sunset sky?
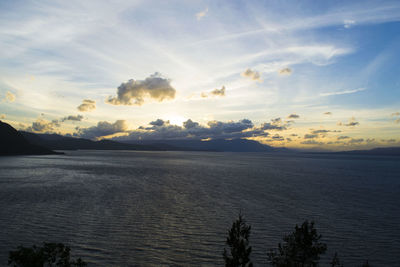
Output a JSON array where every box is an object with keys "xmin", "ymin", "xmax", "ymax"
[{"xmin": 1, "ymin": 0, "xmax": 399, "ymax": 150}]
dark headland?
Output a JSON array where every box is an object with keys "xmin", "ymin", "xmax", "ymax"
[{"xmin": 0, "ymin": 120, "xmax": 61, "ymax": 156}]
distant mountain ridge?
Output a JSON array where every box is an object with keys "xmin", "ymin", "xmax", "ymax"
[
  {"xmin": 19, "ymin": 131, "xmax": 283, "ymax": 152},
  {"xmin": 20, "ymin": 132, "xmax": 164, "ymax": 151},
  {"xmin": 333, "ymin": 146, "xmax": 400, "ymax": 156},
  {"xmin": 0, "ymin": 121, "xmax": 59, "ymax": 156},
  {"xmin": 122, "ymin": 139, "xmax": 283, "ymax": 152}
]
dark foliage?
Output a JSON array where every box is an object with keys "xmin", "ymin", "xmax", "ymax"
[
  {"xmin": 330, "ymin": 252, "xmax": 343, "ymax": 267},
  {"xmin": 223, "ymin": 213, "xmax": 253, "ymax": 267},
  {"xmin": 267, "ymin": 220, "xmax": 327, "ymax": 267},
  {"xmin": 8, "ymin": 243, "xmax": 86, "ymax": 267}
]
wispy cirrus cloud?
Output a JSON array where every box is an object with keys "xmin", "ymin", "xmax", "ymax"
[
  {"xmin": 343, "ymin": 19, "xmax": 355, "ymax": 28},
  {"xmin": 320, "ymin": 88, "xmax": 366, "ymax": 97},
  {"xmin": 192, "ymin": 3, "xmax": 400, "ymax": 46}
]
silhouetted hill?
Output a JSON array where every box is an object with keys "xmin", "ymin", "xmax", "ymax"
[
  {"xmin": 0, "ymin": 121, "xmax": 59, "ymax": 156},
  {"xmin": 334, "ymin": 147, "xmax": 400, "ymax": 156},
  {"xmin": 20, "ymin": 132, "xmax": 168, "ymax": 151},
  {"xmin": 123, "ymin": 139, "xmax": 286, "ymax": 152}
]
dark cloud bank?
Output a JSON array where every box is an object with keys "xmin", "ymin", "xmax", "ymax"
[{"xmin": 75, "ymin": 118, "xmax": 274, "ymax": 141}]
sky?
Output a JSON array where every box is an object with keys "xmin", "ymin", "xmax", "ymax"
[{"xmin": 0, "ymin": 0, "xmax": 399, "ymax": 151}]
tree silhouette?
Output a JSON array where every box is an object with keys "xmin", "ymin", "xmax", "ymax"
[
  {"xmin": 267, "ymin": 220, "xmax": 327, "ymax": 267},
  {"xmin": 361, "ymin": 260, "xmax": 371, "ymax": 267},
  {"xmin": 8, "ymin": 243, "xmax": 86, "ymax": 267},
  {"xmin": 330, "ymin": 252, "xmax": 343, "ymax": 267},
  {"xmin": 223, "ymin": 213, "xmax": 253, "ymax": 267}
]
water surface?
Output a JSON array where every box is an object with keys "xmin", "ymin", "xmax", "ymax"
[{"xmin": 0, "ymin": 150, "xmax": 399, "ymax": 266}]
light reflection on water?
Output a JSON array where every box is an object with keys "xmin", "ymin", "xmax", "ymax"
[{"xmin": 0, "ymin": 150, "xmax": 399, "ymax": 266}]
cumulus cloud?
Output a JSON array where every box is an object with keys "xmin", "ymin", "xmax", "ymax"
[
  {"xmin": 75, "ymin": 120, "xmax": 129, "ymax": 139},
  {"xmin": 309, "ymin": 129, "xmax": 341, "ymax": 138},
  {"xmin": 311, "ymin": 129, "xmax": 340, "ymax": 134},
  {"xmin": 382, "ymin": 138, "xmax": 397, "ymax": 143},
  {"xmin": 61, "ymin": 115, "xmax": 83, "ymax": 122},
  {"xmin": 326, "ymin": 141, "xmax": 343, "ymax": 145},
  {"xmin": 149, "ymin": 119, "xmax": 166, "ymax": 126},
  {"xmin": 183, "ymin": 119, "xmax": 199, "ymax": 129},
  {"xmin": 270, "ymin": 134, "xmax": 284, "ymax": 141},
  {"xmin": 338, "ymin": 117, "xmax": 359, "ymax": 127},
  {"xmin": 261, "ymin": 123, "xmax": 284, "ymax": 130},
  {"xmin": 201, "ymin": 86, "xmax": 226, "ymax": 98},
  {"xmin": 301, "ymin": 140, "xmax": 324, "ymax": 145},
  {"xmin": 241, "ymin": 69, "xmax": 262, "ymax": 81},
  {"xmin": 304, "ymin": 134, "xmax": 318, "ymax": 139},
  {"xmin": 395, "ymin": 119, "xmax": 400, "ymax": 124},
  {"xmin": 278, "ymin": 67, "xmax": 292, "ymax": 75},
  {"xmin": 287, "ymin": 114, "xmax": 300, "ymax": 119},
  {"xmin": 4, "ymin": 91, "xmax": 16, "ymax": 102},
  {"xmin": 261, "ymin": 117, "xmax": 289, "ymax": 131},
  {"xmin": 330, "ymin": 137, "xmax": 375, "ymax": 146},
  {"xmin": 24, "ymin": 115, "xmax": 84, "ymax": 133},
  {"xmin": 106, "ymin": 73, "xmax": 176, "ymax": 106},
  {"xmin": 25, "ymin": 119, "xmax": 60, "ymax": 133},
  {"xmin": 77, "ymin": 99, "xmax": 96, "ymax": 112},
  {"xmin": 348, "ymin": 138, "xmax": 364, "ymax": 144},
  {"xmin": 366, "ymin": 138, "xmax": 375, "ymax": 143},
  {"xmin": 207, "ymin": 119, "xmax": 253, "ymax": 133},
  {"xmin": 345, "ymin": 121, "xmax": 359, "ymax": 126},
  {"xmin": 196, "ymin": 7, "xmax": 208, "ymax": 20},
  {"xmin": 211, "ymin": 86, "xmax": 226, "ymax": 96}
]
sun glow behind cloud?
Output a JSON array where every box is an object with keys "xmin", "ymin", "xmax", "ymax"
[{"xmin": 167, "ymin": 115, "xmax": 187, "ymax": 127}]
